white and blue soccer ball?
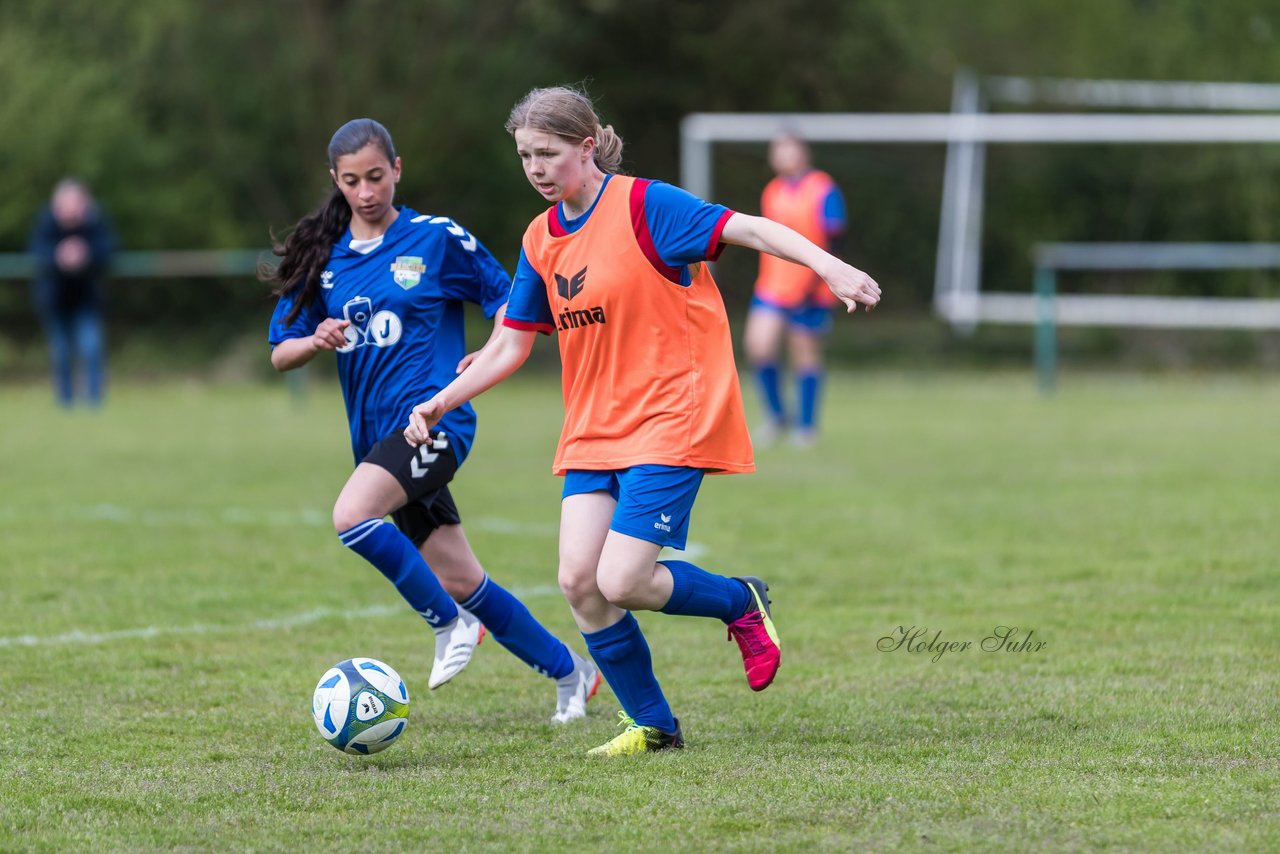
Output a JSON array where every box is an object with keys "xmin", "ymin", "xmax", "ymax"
[{"xmin": 311, "ymin": 657, "xmax": 410, "ymax": 755}]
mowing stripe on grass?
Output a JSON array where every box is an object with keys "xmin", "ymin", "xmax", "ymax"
[
  {"xmin": 0, "ymin": 503, "xmax": 564, "ymax": 534},
  {"xmin": 1, "ymin": 504, "xmax": 709, "ymax": 558},
  {"xmin": 2, "ymin": 505, "xmax": 714, "ymax": 556},
  {"xmin": 0, "ymin": 586, "xmax": 562, "ymax": 649}
]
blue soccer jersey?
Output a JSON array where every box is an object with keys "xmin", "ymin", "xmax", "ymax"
[{"xmin": 269, "ymin": 206, "xmax": 510, "ymax": 464}]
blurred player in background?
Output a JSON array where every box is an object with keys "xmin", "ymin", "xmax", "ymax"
[
  {"xmin": 405, "ymin": 87, "xmax": 879, "ymax": 756},
  {"xmin": 746, "ymin": 132, "xmax": 847, "ymax": 447},
  {"xmin": 29, "ymin": 178, "xmax": 116, "ymax": 408},
  {"xmin": 263, "ymin": 118, "xmax": 599, "ymax": 723}
]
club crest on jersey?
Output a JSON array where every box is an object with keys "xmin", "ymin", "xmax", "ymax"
[{"xmin": 390, "ymin": 256, "xmax": 426, "ymax": 289}]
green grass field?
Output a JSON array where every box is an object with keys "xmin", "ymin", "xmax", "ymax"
[{"xmin": 1, "ymin": 371, "xmax": 1277, "ymax": 851}]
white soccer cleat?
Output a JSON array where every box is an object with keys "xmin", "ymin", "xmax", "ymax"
[
  {"xmin": 428, "ymin": 607, "xmax": 482, "ymax": 689},
  {"xmin": 751, "ymin": 420, "xmax": 785, "ymax": 449},
  {"xmin": 552, "ymin": 649, "xmax": 602, "ymax": 724}
]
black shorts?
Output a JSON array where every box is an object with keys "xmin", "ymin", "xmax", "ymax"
[{"xmin": 362, "ymin": 430, "xmax": 462, "ymax": 547}]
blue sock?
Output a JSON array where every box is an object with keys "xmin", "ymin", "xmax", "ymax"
[
  {"xmin": 338, "ymin": 519, "xmax": 458, "ymax": 627},
  {"xmin": 461, "ymin": 575, "xmax": 573, "ymax": 679},
  {"xmin": 755, "ymin": 363, "xmax": 787, "ymax": 425},
  {"xmin": 582, "ymin": 612, "xmax": 675, "ymax": 732},
  {"xmin": 798, "ymin": 370, "xmax": 823, "ymax": 432},
  {"xmin": 659, "ymin": 560, "xmax": 751, "ymax": 623}
]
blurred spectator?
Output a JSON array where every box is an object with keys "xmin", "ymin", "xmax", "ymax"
[
  {"xmin": 746, "ymin": 133, "xmax": 847, "ymax": 447},
  {"xmin": 29, "ymin": 178, "xmax": 115, "ymax": 407}
]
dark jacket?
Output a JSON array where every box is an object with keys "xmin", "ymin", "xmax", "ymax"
[{"xmin": 29, "ymin": 204, "xmax": 116, "ymax": 316}]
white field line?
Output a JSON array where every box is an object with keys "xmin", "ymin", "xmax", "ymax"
[
  {"xmin": 0, "ymin": 586, "xmax": 562, "ymax": 649},
  {"xmin": 0, "ymin": 504, "xmax": 710, "ymax": 649},
  {"xmin": 660, "ymin": 543, "xmax": 709, "ymax": 561}
]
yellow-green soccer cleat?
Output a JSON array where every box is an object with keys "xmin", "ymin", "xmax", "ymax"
[{"xmin": 586, "ymin": 711, "xmax": 684, "ymax": 757}]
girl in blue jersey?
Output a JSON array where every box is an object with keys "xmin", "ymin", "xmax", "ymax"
[{"xmin": 264, "ymin": 118, "xmax": 599, "ymax": 722}]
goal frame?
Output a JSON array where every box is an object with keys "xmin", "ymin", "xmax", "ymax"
[{"xmin": 679, "ymin": 86, "xmax": 1280, "ymax": 334}]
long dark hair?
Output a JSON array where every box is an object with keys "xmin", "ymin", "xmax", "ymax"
[{"xmin": 263, "ymin": 119, "xmax": 398, "ymax": 325}]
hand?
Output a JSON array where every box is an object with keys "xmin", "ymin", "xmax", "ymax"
[
  {"xmin": 823, "ymin": 262, "xmax": 882, "ymax": 313},
  {"xmin": 311, "ymin": 318, "xmax": 351, "ymax": 351},
  {"xmin": 54, "ymin": 237, "xmax": 90, "ymax": 273},
  {"xmin": 455, "ymin": 349, "xmax": 482, "ymax": 374},
  {"xmin": 405, "ymin": 397, "xmax": 446, "ymax": 447}
]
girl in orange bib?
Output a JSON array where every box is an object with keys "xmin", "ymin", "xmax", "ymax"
[
  {"xmin": 747, "ymin": 132, "xmax": 849, "ymax": 447},
  {"xmin": 406, "ymin": 86, "xmax": 880, "ymax": 756}
]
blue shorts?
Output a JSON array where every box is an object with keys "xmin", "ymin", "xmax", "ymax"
[
  {"xmin": 751, "ymin": 295, "xmax": 834, "ymax": 335},
  {"xmin": 562, "ymin": 465, "xmax": 704, "ymax": 550}
]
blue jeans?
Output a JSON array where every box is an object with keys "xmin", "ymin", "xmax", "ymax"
[{"xmin": 41, "ymin": 306, "xmax": 105, "ymax": 407}]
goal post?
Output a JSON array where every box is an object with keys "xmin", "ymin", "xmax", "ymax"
[{"xmin": 679, "ymin": 107, "xmax": 1280, "ymax": 346}]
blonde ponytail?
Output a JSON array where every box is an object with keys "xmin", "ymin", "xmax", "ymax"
[
  {"xmin": 593, "ymin": 123, "xmax": 624, "ymax": 173},
  {"xmin": 506, "ymin": 86, "xmax": 626, "ymax": 174}
]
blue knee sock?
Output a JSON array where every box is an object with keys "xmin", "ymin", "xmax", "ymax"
[
  {"xmin": 658, "ymin": 559, "xmax": 751, "ymax": 623},
  {"xmin": 582, "ymin": 612, "xmax": 675, "ymax": 732},
  {"xmin": 338, "ymin": 519, "xmax": 458, "ymax": 627},
  {"xmin": 460, "ymin": 575, "xmax": 573, "ymax": 679},
  {"xmin": 754, "ymin": 363, "xmax": 787, "ymax": 425},
  {"xmin": 798, "ymin": 369, "xmax": 823, "ymax": 432}
]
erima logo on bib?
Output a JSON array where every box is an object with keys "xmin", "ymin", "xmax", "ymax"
[
  {"xmin": 556, "ymin": 267, "xmax": 587, "ymax": 300},
  {"xmin": 390, "ymin": 256, "xmax": 426, "ymax": 289},
  {"xmin": 557, "ymin": 306, "xmax": 607, "ymax": 330},
  {"xmin": 553, "ymin": 267, "xmax": 607, "ymax": 331}
]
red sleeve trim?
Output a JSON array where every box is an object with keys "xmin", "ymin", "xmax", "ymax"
[
  {"xmin": 706, "ymin": 209, "xmax": 735, "ymax": 261},
  {"xmin": 503, "ymin": 317, "xmax": 556, "ymax": 335},
  {"xmin": 629, "ymin": 178, "xmax": 683, "ymax": 285}
]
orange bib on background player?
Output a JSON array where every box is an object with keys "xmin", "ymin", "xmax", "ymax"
[
  {"xmin": 520, "ymin": 176, "xmax": 754, "ymax": 476},
  {"xmin": 754, "ymin": 170, "xmax": 839, "ymax": 309}
]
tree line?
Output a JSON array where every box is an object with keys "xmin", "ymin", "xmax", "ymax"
[{"xmin": 2, "ymin": 0, "xmax": 1277, "ymax": 361}]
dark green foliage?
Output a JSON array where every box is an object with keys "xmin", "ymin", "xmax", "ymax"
[{"xmin": 2, "ymin": 0, "xmax": 1279, "ymax": 367}]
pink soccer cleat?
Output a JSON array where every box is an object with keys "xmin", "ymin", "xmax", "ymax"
[{"xmin": 726, "ymin": 576, "xmax": 781, "ymax": 691}]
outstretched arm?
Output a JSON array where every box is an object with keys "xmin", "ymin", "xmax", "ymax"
[
  {"xmin": 720, "ymin": 212, "xmax": 880, "ymax": 313},
  {"xmin": 405, "ymin": 324, "xmax": 536, "ymax": 446}
]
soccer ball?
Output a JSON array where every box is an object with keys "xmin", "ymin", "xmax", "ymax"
[{"xmin": 311, "ymin": 657, "xmax": 410, "ymax": 755}]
